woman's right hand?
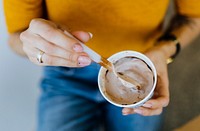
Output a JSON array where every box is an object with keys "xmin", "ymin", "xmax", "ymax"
[{"xmin": 20, "ymin": 18, "xmax": 92, "ymax": 67}]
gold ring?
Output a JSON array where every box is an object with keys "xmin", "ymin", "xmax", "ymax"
[{"xmin": 37, "ymin": 50, "xmax": 45, "ymax": 63}]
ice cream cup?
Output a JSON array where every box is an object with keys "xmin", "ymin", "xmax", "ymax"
[{"xmin": 98, "ymin": 51, "xmax": 157, "ymax": 108}]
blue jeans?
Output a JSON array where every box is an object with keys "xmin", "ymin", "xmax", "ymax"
[{"xmin": 38, "ymin": 63, "xmax": 163, "ymax": 131}]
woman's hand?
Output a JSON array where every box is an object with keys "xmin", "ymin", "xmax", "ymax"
[
  {"xmin": 122, "ymin": 44, "xmax": 171, "ymax": 116},
  {"xmin": 20, "ymin": 18, "xmax": 92, "ymax": 67}
]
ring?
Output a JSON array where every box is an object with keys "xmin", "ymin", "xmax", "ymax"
[{"xmin": 37, "ymin": 50, "xmax": 45, "ymax": 63}]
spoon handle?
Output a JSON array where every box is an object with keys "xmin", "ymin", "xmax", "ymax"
[{"xmin": 64, "ymin": 31, "xmax": 112, "ymax": 69}]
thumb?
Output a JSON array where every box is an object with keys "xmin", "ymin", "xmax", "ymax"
[{"xmin": 71, "ymin": 31, "xmax": 93, "ymax": 43}]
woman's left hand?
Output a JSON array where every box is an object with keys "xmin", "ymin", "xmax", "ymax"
[{"xmin": 122, "ymin": 44, "xmax": 171, "ymax": 116}]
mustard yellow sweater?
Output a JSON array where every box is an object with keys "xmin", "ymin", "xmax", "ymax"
[{"xmin": 4, "ymin": 0, "xmax": 200, "ymax": 57}]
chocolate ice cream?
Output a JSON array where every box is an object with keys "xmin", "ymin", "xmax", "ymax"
[{"xmin": 104, "ymin": 57, "xmax": 154, "ymax": 105}]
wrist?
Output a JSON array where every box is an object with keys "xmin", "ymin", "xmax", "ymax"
[
  {"xmin": 8, "ymin": 32, "xmax": 27, "ymax": 57},
  {"xmin": 156, "ymin": 34, "xmax": 181, "ymax": 64},
  {"xmin": 157, "ymin": 41, "xmax": 176, "ymax": 59}
]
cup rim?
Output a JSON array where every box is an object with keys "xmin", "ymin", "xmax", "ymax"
[{"xmin": 98, "ymin": 50, "xmax": 157, "ymax": 108}]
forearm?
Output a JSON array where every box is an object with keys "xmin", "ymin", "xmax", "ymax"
[
  {"xmin": 167, "ymin": 15, "xmax": 200, "ymax": 48},
  {"xmin": 157, "ymin": 15, "xmax": 200, "ymax": 59},
  {"xmin": 137, "ymin": 16, "xmax": 200, "ymax": 117},
  {"xmin": 8, "ymin": 32, "xmax": 26, "ymax": 57}
]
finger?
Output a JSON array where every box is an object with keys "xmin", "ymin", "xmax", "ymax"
[
  {"xmin": 56, "ymin": 25, "xmax": 92, "ymax": 46},
  {"xmin": 152, "ymin": 74, "xmax": 170, "ymax": 107},
  {"xmin": 33, "ymin": 55, "xmax": 77, "ymax": 67},
  {"xmin": 143, "ymin": 72, "xmax": 170, "ymax": 109},
  {"xmin": 134, "ymin": 107, "xmax": 163, "ymax": 116},
  {"xmin": 71, "ymin": 31, "xmax": 93, "ymax": 43},
  {"xmin": 156, "ymin": 74, "xmax": 169, "ymax": 99},
  {"xmin": 143, "ymin": 96, "xmax": 169, "ymax": 109},
  {"xmin": 122, "ymin": 108, "xmax": 135, "ymax": 115},
  {"xmin": 24, "ymin": 46, "xmax": 91, "ymax": 67},
  {"xmin": 21, "ymin": 31, "xmax": 88, "ymax": 63},
  {"xmin": 29, "ymin": 19, "xmax": 81, "ymax": 52},
  {"xmin": 22, "ymin": 45, "xmax": 38, "ymax": 58},
  {"xmin": 30, "ymin": 50, "xmax": 78, "ymax": 67}
]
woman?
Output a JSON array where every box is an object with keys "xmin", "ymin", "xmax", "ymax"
[{"xmin": 4, "ymin": 0, "xmax": 200, "ymax": 130}]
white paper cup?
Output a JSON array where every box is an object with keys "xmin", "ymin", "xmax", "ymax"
[{"xmin": 98, "ymin": 51, "xmax": 157, "ymax": 108}]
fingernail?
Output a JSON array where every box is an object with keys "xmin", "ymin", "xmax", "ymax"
[
  {"xmin": 143, "ymin": 103, "xmax": 152, "ymax": 108},
  {"xmin": 78, "ymin": 56, "xmax": 91, "ymax": 66},
  {"xmin": 73, "ymin": 44, "xmax": 83, "ymax": 52},
  {"xmin": 88, "ymin": 32, "xmax": 93, "ymax": 39},
  {"xmin": 134, "ymin": 109, "xmax": 143, "ymax": 114},
  {"xmin": 123, "ymin": 113, "xmax": 129, "ymax": 116},
  {"xmin": 122, "ymin": 110, "xmax": 129, "ymax": 115}
]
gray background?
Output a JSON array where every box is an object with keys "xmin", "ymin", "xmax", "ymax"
[
  {"xmin": 0, "ymin": 1, "xmax": 41, "ymax": 131},
  {"xmin": 0, "ymin": 0, "xmax": 200, "ymax": 131}
]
